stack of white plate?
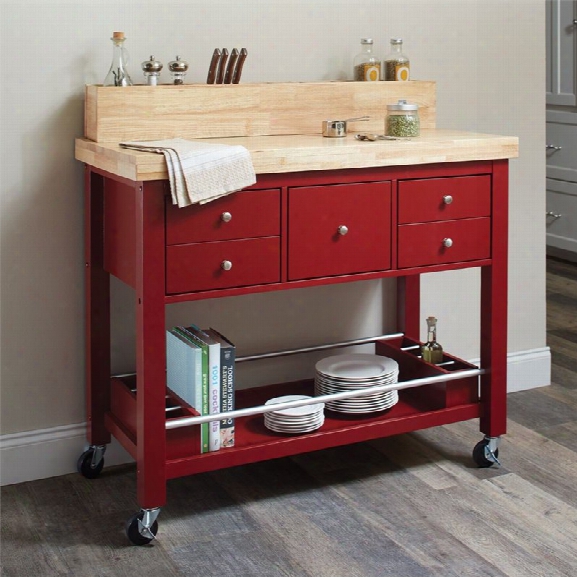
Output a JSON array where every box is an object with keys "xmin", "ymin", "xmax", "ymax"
[
  {"xmin": 263, "ymin": 395, "xmax": 325, "ymax": 434},
  {"xmin": 314, "ymin": 353, "xmax": 399, "ymax": 414}
]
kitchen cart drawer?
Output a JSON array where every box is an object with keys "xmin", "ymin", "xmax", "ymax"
[
  {"xmin": 287, "ymin": 181, "xmax": 392, "ymax": 280},
  {"xmin": 398, "ymin": 176, "xmax": 491, "ymax": 224},
  {"xmin": 166, "ymin": 189, "xmax": 281, "ymax": 245},
  {"xmin": 166, "ymin": 237, "xmax": 280, "ymax": 293},
  {"xmin": 398, "ymin": 217, "xmax": 491, "ymax": 268}
]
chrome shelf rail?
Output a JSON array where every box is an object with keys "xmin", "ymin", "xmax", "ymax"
[{"xmin": 165, "ymin": 367, "xmax": 484, "ymax": 430}]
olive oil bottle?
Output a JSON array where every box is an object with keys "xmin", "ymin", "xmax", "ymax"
[{"xmin": 421, "ymin": 316, "xmax": 443, "ymax": 364}]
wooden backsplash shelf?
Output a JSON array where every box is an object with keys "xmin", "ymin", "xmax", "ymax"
[{"xmin": 84, "ymin": 81, "xmax": 437, "ymax": 142}]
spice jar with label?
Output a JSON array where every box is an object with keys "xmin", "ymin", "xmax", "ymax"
[
  {"xmin": 383, "ymin": 38, "xmax": 410, "ymax": 81},
  {"xmin": 385, "ymin": 99, "xmax": 420, "ymax": 137},
  {"xmin": 353, "ymin": 38, "xmax": 381, "ymax": 82}
]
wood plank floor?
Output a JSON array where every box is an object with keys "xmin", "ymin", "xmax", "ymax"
[{"xmin": 2, "ymin": 257, "xmax": 576, "ymax": 577}]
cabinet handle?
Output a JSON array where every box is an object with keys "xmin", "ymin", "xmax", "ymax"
[
  {"xmin": 220, "ymin": 212, "xmax": 232, "ymax": 222},
  {"xmin": 443, "ymin": 195, "xmax": 453, "ymax": 205},
  {"xmin": 337, "ymin": 225, "xmax": 349, "ymax": 236},
  {"xmin": 442, "ymin": 238, "xmax": 453, "ymax": 248},
  {"xmin": 546, "ymin": 211, "xmax": 562, "ymax": 220},
  {"xmin": 221, "ymin": 260, "xmax": 233, "ymax": 271},
  {"xmin": 546, "ymin": 144, "xmax": 562, "ymax": 151}
]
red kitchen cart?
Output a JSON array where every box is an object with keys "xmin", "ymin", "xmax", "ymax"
[{"xmin": 78, "ymin": 157, "xmax": 509, "ymax": 545}]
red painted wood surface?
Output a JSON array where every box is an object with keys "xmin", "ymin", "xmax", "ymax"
[
  {"xmin": 166, "ymin": 237, "xmax": 281, "ymax": 293},
  {"xmin": 398, "ymin": 217, "xmax": 491, "ymax": 268},
  {"xmin": 135, "ymin": 181, "xmax": 168, "ymax": 508},
  {"xmin": 83, "ymin": 159, "xmax": 509, "ymax": 512},
  {"xmin": 166, "ymin": 188, "xmax": 281, "ymax": 245},
  {"xmin": 84, "ymin": 168, "xmax": 111, "ymax": 445},
  {"xmin": 479, "ymin": 160, "xmax": 509, "ymax": 437},
  {"xmin": 103, "ymin": 179, "xmax": 137, "ymax": 289},
  {"xmin": 398, "ymin": 175, "xmax": 491, "ymax": 224},
  {"xmin": 287, "ymin": 181, "xmax": 392, "ymax": 280}
]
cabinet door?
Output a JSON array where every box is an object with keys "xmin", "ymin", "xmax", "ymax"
[
  {"xmin": 546, "ymin": 0, "xmax": 577, "ymax": 106},
  {"xmin": 288, "ymin": 182, "xmax": 392, "ymax": 281}
]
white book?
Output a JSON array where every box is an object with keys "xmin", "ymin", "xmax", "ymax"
[{"xmin": 166, "ymin": 330, "xmax": 193, "ymax": 406}]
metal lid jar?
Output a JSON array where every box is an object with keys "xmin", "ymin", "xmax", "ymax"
[{"xmin": 385, "ymin": 99, "xmax": 420, "ymax": 137}]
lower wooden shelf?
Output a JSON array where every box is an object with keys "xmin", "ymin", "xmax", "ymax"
[{"xmin": 106, "ymin": 337, "xmax": 481, "ymax": 480}]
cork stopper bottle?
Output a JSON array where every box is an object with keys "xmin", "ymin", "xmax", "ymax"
[{"xmin": 103, "ymin": 32, "xmax": 133, "ymax": 86}]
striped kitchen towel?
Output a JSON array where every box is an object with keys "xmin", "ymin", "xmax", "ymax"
[{"xmin": 120, "ymin": 138, "xmax": 256, "ymax": 208}]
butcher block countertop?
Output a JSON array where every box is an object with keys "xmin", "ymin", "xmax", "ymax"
[{"xmin": 75, "ymin": 129, "xmax": 518, "ymax": 182}]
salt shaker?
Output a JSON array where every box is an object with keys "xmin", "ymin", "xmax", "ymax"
[{"xmin": 141, "ymin": 55, "xmax": 163, "ymax": 86}]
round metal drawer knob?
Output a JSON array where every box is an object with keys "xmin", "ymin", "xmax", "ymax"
[
  {"xmin": 220, "ymin": 212, "xmax": 232, "ymax": 223},
  {"xmin": 443, "ymin": 238, "xmax": 453, "ymax": 248},
  {"xmin": 221, "ymin": 260, "xmax": 233, "ymax": 271},
  {"xmin": 443, "ymin": 195, "xmax": 453, "ymax": 205},
  {"xmin": 337, "ymin": 225, "xmax": 349, "ymax": 236}
]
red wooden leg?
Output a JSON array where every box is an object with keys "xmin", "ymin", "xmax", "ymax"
[
  {"xmin": 135, "ymin": 181, "xmax": 168, "ymax": 509},
  {"xmin": 397, "ymin": 275, "xmax": 421, "ymax": 340},
  {"xmin": 84, "ymin": 167, "xmax": 111, "ymax": 446},
  {"xmin": 479, "ymin": 160, "xmax": 509, "ymax": 436}
]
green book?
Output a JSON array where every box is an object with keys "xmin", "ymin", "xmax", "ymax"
[{"xmin": 173, "ymin": 326, "xmax": 209, "ymax": 454}]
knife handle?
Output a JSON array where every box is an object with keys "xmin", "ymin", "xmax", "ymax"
[
  {"xmin": 232, "ymin": 48, "xmax": 247, "ymax": 84},
  {"xmin": 216, "ymin": 48, "xmax": 228, "ymax": 84},
  {"xmin": 206, "ymin": 48, "xmax": 221, "ymax": 84},
  {"xmin": 224, "ymin": 48, "xmax": 239, "ymax": 84}
]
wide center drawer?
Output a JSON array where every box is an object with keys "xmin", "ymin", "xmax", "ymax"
[
  {"xmin": 166, "ymin": 237, "xmax": 280, "ymax": 293},
  {"xmin": 166, "ymin": 188, "xmax": 281, "ymax": 245},
  {"xmin": 287, "ymin": 181, "xmax": 392, "ymax": 281},
  {"xmin": 398, "ymin": 217, "xmax": 491, "ymax": 268},
  {"xmin": 398, "ymin": 175, "xmax": 491, "ymax": 224}
]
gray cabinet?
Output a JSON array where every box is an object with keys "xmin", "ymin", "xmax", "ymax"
[
  {"xmin": 546, "ymin": 0, "xmax": 577, "ymax": 258},
  {"xmin": 546, "ymin": 0, "xmax": 577, "ymax": 106}
]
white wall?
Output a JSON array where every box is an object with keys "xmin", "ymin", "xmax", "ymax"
[{"xmin": 0, "ymin": 1, "xmax": 546, "ymax": 447}]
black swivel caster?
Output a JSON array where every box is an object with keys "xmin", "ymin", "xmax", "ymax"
[
  {"xmin": 77, "ymin": 445, "xmax": 106, "ymax": 479},
  {"xmin": 125, "ymin": 509, "xmax": 160, "ymax": 546},
  {"xmin": 473, "ymin": 436, "xmax": 501, "ymax": 468}
]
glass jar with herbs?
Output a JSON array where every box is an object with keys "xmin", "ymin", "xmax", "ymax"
[
  {"xmin": 383, "ymin": 38, "xmax": 410, "ymax": 81},
  {"xmin": 385, "ymin": 99, "xmax": 420, "ymax": 137},
  {"xmin": 353, "ymin": 38, "xmax": 381, "ymax": 82}
]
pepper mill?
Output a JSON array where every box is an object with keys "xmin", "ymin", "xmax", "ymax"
[
  {"xmin": 141, "ymin": 55, "xmax": 163, "ymax": 86},
  {"xmin": 168, "ymin": 56, "xmax": 188, "ymax": 85}
]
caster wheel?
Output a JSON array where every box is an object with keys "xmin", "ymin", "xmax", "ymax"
[
  {"xmin": 77, "ymin": 448, "xmax": 104, "ymax": 479},
  {"xmin": 125, "ymin": 512, "xmax": 158, "ymax": 546},
  {"xmin": 473, "ymin": 439, "xmax": 499, "ymax": 468}
]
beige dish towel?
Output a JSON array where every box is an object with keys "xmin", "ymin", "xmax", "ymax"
[{"xmin": 120, "ymin": 138, "xmax": 257, "ymax": 208}]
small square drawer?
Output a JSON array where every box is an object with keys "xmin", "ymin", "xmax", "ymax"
[
  {"xmin": 166, "ymin": 188, "xmax": 281, "ymax": 245},
  {"xmin": 288, "ymin": 181, "xmax": 392, "ymax": 281},
  {"xmin": 166, "ymin": 237, "xmax": 280, "ymax": 293},
  {"xmin": 398, "ymin": 176, "xmax": 491, "ymax": 224},
  {"xmin": 398, "ymin": 217, "xmax": 491, "ymax": 268}
]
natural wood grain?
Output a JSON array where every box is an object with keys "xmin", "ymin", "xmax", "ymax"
[
  {"xmin": 75, "ymin": 129, "xmax": 519, "ymax": 181},
  {"xmin": 85, "ymin": 81, "xmax": 437, "ymax": 142}
]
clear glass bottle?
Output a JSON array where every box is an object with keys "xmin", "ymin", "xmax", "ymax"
[
  {"xmin": 103, "ymin": 32, "xmax": 133, "ymax": 87},
  {"xmin": 385, "ymin": 100, "xmax": 420, "ymax": 137},
  {"xmin": 353, "ymin": 38, "xmax": 381, "ymax": 82},
  {"xmin": 421, "ymin": 316, "xmax": 444, "ymax": 364},
  {"xmin": 383, "ymin": 38, "xmax": 410, "ymax": 81}
]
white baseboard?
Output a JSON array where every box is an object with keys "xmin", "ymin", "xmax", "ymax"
[
  {"xmin": 468, "ymin": 346, "xmax": 552, "ymax": 394},
  {"xmin": 0, "ymin": 423, "xmax": 133, "ymax": 487},
  {"xmin": 0, "ymin": 347, "xmax": 551, "ymax": 487}
]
